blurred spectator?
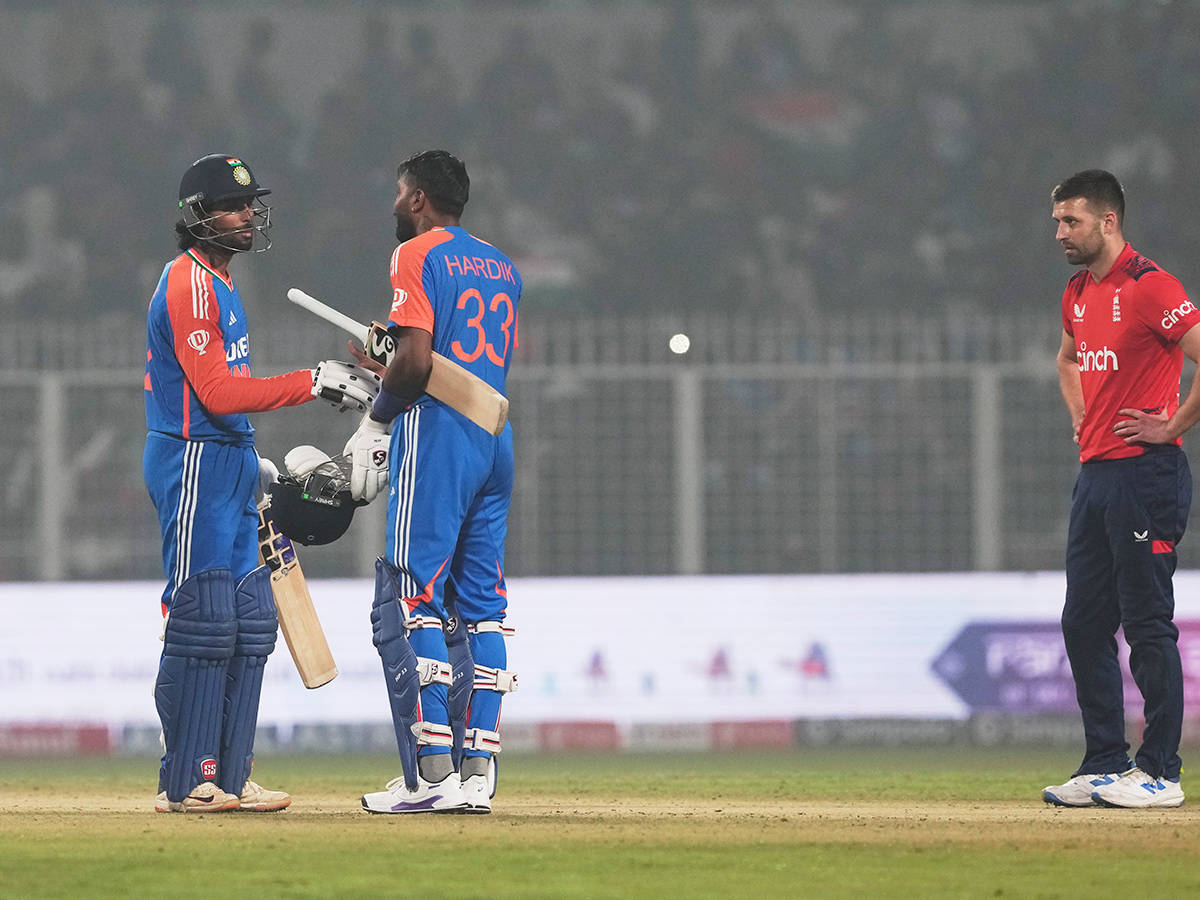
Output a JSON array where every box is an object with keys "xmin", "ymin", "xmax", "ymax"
[{"xmin": 2, "ymin": 0, "xmax": 1199, "ymax": 324}]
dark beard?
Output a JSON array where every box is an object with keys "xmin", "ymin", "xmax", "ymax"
[{"xmin": 395, "ymin": 215, "xmax": 417, "ymax": 243}]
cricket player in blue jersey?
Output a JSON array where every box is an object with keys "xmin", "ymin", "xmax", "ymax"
[
  {"xmin": 346, "ymin": 150, "xmax": 521, "ymax": 814},
  {"xmin": 145, "ymin": 153, "xmax": 375, "ymax": 812}
]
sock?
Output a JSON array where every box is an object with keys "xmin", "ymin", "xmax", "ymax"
[
  {"xmin": 418, "ymin": 752, "xmax": 454, "ymax": 783},
  {"xmin": 461, "ymin": 756, "xmax": 490, "ymax": 778}
]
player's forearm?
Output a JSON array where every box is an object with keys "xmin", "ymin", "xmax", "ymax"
[
  {"xmin": 196, "ymin": 369, "xmax": 315, "ymax": 415},
  {"xmin": 1164, "ymin": 365, "xmax": 1200, "ymax": 440},
  {"xmin": 381, "ymin": 327, "xmax": 433, "ymax": 405}
]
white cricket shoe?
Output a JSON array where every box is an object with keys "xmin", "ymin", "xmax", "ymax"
[
  {"xmin": 1091, "ymin": 768, "xmax": 1185, "ymax": 809},
  {"xmin": 461, "ymin": 755, "xmax": 497, "ymax": 814},
  {"xmin": 361, "ymin": 773, "xmax": 467, "ymax": 814},
  {"xmin": 236, "ymin": 779, "xmax": 291, "ymax": 812},
  {"xmin": 155, "ymin": 781, "xmax": 240, "ymax": 813},
  {"xmin": 1042, "ymin": 772, "xmax": 1128, "ymax": 807},
  {"xmin": 461, "ymin": 774, "xmax": 491, "ymax": 814}
]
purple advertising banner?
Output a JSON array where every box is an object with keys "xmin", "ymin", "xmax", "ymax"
[{"xmin": 931, "ymin": 620, "xmax": 1200, "ymax": 716}]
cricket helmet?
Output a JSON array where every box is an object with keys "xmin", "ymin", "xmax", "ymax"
[
  {"xmin": 268, "ymin": 459, "xmax": 361, "ymax": 546},
  {"xmin": 178, "ymin": 153, "xmax": 273, "ymax": 251}
]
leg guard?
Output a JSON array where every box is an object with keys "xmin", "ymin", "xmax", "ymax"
[
  {"xmin": 373, "ymin": 558, "xmax": 420, "ymax": 791},
  {"xmin": 443, "ymin": 590, "xmax": 475, "ymax": 770},
  {"xmin": 155, "ymin": 569, "xmax": 237, "ymax": 803},
  {"xmin": 218, "ymin": 566, "xmax": 278, "ymax": 796},
  {"xmin": 464, "ymin": 621, "xmax": 516, "ymax": 761}
]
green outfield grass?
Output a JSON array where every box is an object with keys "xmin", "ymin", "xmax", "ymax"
[{"xmin": 1, "ymin": 748, "xmax": 1198, "ymax": 900}]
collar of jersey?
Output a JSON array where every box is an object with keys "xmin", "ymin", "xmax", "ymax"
[{"xmin": 186, "ymin": 249, "xmax": 234, "ymax": 290}]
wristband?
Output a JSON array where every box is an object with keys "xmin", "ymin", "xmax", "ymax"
[{"xmin": 371, "ymin": 385, "xmax": 409, "ymax": 423}]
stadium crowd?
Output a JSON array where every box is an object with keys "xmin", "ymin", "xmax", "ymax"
[{"xmin": 2, "ymin": 0, "xmax": 1199, "ymax": 325}]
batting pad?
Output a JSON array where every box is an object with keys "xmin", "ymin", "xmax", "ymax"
[
  {"xmin": 444, "ymin": 596, "xmax": 475, "ymax": 769},
  {"xmin": 219, "ymin": 566, "xmax": 278, "ymax": 796},
  {"xmin": 373, "ymin": 558, "xmax": 421, "ymax": 791},
  {"xmin": 156, "ymin": 568, "xmax": 237, "ymax": 802}
]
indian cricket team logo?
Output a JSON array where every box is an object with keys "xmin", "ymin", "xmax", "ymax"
[
  {"xmin": 231, "ymin": 165, "xmax": 252, "ymax": 186},
  {"xmin": 188, "ymin": 329, "xmax": 211, "ymax": 354}
]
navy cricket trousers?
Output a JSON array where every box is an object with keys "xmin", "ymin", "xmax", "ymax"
[{"xmin": 1063, "ymin": 444, "xmax": 1191, "ymax": 780}]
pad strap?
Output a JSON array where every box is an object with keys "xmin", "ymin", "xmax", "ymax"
[
  {"xmin": 473, "ymin": 664, "xmax": 518, "ymax": 693},
  {"xmin": 406, "ymin": 615, "xmax": 444, "ymax": 632},
  {"xmin": 469, "ymin": 621, "xmax": 515, "ymax": 637},
  {"xmin": 417, "ymin": 658, "xmax": 454, "ymax": 687},
  {"xmin": 410, "ymin": 720, "xmax": 455, "ymax": 748},
  {"xmin": 464, "ymin": 728, "xmax": 502, "ymax": 753}
]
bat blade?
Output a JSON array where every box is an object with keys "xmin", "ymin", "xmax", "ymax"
[
  {"xmin": 430, "ymin": 353, "xmax": 509, "ymax": 436},
  {"xmin": 257, "ymin": 498, "xmax": 338, "ymax": 689},
  {"xmin": 288, "ymin": 287, "xmax": 509, "ymax": 436}
]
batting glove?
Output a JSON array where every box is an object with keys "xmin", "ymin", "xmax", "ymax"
[
  {"xmin": 257, "ymin": 455, "xmax": 280, "ymax": 494},
  {"xmin": 312, "ymin": 360, "xmax": 382, "ymax": 413},
  {"xmin": 344, "ymin": 415, "xmax": 390, "ymax": 503}
]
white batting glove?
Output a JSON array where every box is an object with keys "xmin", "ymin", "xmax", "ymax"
[
  {"xmin": 312, "ymin": 361, "xmax": 383, "ymax": 413},
  {"xmin": 343, "ymin": 415, "xmax": 391, "ymax": 503},
  {"xmin": 284, "ymin": 445, "xmax": 333, "ymax": 478},
  {"xmin": 257, "ymin": 455, "xmax": 280, "ymax": 494}
]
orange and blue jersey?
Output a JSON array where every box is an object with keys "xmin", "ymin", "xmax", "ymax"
[
  {"xmin": 378, "ymin": 226, "xmax": 522, "ymax": 758},
  {"xmin": 387, "ymin": 226, "xmax": 521, "ymax": 398},
  {"xmin": 145, "ymin": 249, "xmax": 312, "ymax": 445}
]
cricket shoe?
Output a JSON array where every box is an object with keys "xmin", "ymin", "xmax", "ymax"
[
  {"xmin": 462, "ymin": 775, "xmax": 492, "ymax": 814},
  {"xmin": 1091, "ymin": 768, "xmax": 1185, "ymax": 809},
  {"xmin": 361, "ymin": 773, "xmax": 468, "ymax": 814},
  {"xmin": 155, "ymin": 781, "xmax": 240, "ymax": 813},
  {"xmin": 236, "ymin": 780, "xmax": 291, "ymax": 812},
  {"xmin": 1042, "ymin": 771, "xmax": 1129, "ymax": 807},
  {"xmin": 461, "ymin": 756, "xmax": 497, "ymax": 814}
]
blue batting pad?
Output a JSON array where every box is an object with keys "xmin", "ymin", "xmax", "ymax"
[
  {"xmin": 219, "ymin": 566, "xmax": 277, "ymax": 795},
  {"xmin": 444, "ymin": 592, "xmax": 475, "ymax": 769},
  {"xmin": 373, "ymin": 558, "xmax": 421, "ymax": 791},
  {"xmin": 156, "ymin": 568, "xmax": 237, "ymax": 802}
]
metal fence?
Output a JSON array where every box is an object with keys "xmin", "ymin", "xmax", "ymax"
[{"xmin": 5, "ymin": 311, "xmax": 1186, "ymax": 582}]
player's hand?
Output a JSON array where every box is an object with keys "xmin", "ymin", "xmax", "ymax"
[
  {"xmin": 1114, "ymin": 408, "xmax": 1174, "ymax": 445},
  {"xmin": 312, "ymin": 360, "xmax": 382, "ymax": 413},
  {"xmin": 344, "ymin": 414, "xmax": 390, "ymax": 502},
  {"xmin": 348, "ymin": 340, "xmax": 387, "ymax": 376},
  {"xmin": 257, "ymin": 455, "xmax": 280, "ymax": 494}
]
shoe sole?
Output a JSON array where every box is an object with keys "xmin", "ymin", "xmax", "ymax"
[
  {"xmin": 1042, "ymin": 791, "xmax": 1095, "ymax": 808},
  {"xmin": 1092, "ymin": 795, "xmax": 1185, "ymax": 809},
  {"xmin": 361, "ymin": 804, "xmax": 468, "ymax": 814},
  {"xmin": 156, "ymin": 801, "xmax": 241, "ymax": 813},
  {"xmin": 235, "ymin": 801, "xmax": 291, "ymax": 812}
]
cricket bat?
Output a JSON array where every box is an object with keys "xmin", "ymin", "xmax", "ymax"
[
  {"xmin": 287, "ymin": 287, "xmax": 509, "ymax": 436},
  {"xmin": 257, "ymin": 497, "xmax": 338, "ymax": 689}
]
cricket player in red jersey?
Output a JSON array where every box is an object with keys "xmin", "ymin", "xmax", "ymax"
[
  {"xmin": 145, "ymin": 153, "xmax": 376, "ymax": 812},
  {"xmin": 344, "ymin": 150, "xmax": 521, "ymax": 814},
  {"xmin": 1043, "ymin": 170, "xmax": 1200, "ymax": 809}
]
